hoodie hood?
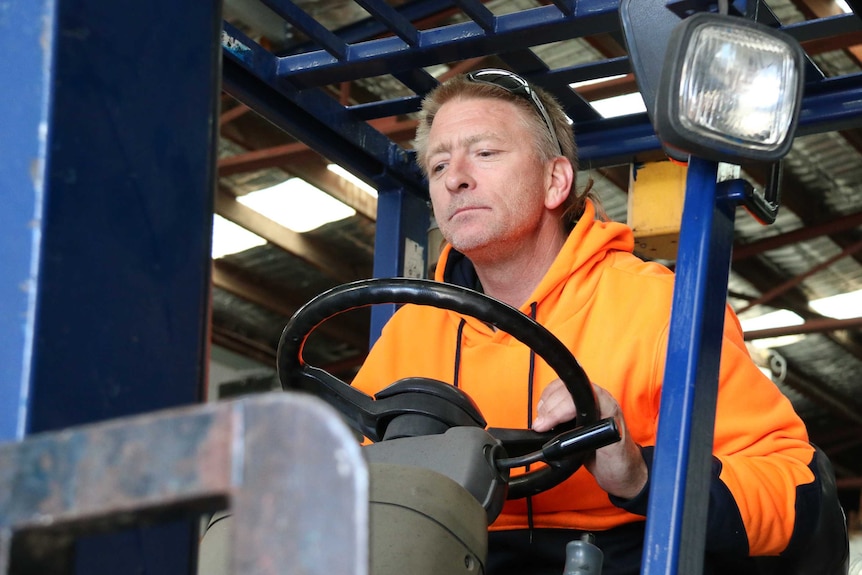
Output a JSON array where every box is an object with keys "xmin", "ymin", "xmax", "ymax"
[{"xmin": 437, "ymin": 200, "xmax": 635, "ymax": 328}]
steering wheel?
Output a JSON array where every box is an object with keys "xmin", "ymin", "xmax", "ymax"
[{"xmin": 277, "ymin": 277, "xmax": 599, "ymax": 499}]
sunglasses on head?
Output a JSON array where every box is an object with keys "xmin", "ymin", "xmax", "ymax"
[{"xmin": 465, "ymin": 68, "xmax": 563, "ymax": 156}]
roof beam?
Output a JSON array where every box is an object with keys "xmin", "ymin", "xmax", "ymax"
[
  {"xmin": 733, "ymin": 209, "xmax": 862, "ymax": 260},
  {"xmin": 780, "ymin": 367, "xmax": 862, "ymax": 429},
  {"xmin": 792, "ymin": 0, "xmax": 862, "ymax": 63},
  {"xmin": 215, "ymin": 188, "xmax": 370, "ymax": 283},
  {"xmin": 735, "ymin": 238, "xmax": 862, "ymax": 313},
  {"xmin": 744, "ymin": 315, "xmax": 862, "ymax": 340},
  {"xmin": 212, "ymin": 260, "xmax": 370, "ymax": 351}
]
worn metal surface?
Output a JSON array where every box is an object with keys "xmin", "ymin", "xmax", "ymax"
[
  {"xmin": 2, "ymin": 3, "xmax": 222, "ymax": 570},
  {"xmin": 0, "ymin": 393, "xmax": 369, "ymax": 575}
]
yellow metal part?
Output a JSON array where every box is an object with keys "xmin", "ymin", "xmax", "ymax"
[{"xmin": 627, "ymin": 160, "xmax": 687, "ymax": 260}]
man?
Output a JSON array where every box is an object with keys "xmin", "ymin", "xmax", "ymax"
[{"xmin": 351, "ymin": 69, "xmax": 821, "ymax": 574}]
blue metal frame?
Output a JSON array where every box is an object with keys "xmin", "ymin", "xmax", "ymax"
[
  {"xmin": 1, "ymin": 0, "xmax": 221, "ymax": 434},
  {"xmin": 28, "ymin": 0, "xmax": 221, "ymax": 434},
  {"xmin": 1, "ymin": 0, "xmax": 222, "ymax": 573},
  {"xmin": 641, "ymin": 158, "xmax": 737, "ymax": 575},
  {"xmin": 0, "ymin": 0, "xmax": 55, "ymax": 442},
  {"xmin": 220, "ymin": 0, "xmax": 862, "ymax": 196},
  {"xmin": 370, "ymin": 187, "xmax": 431, "ymax": 343},
  {"xmin": 4, "ymin": 0, "xmax": 862, "ymax": 572}
]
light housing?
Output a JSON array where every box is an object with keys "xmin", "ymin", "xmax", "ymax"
[{"xmin": 655, "ymin": 12, "xmax": 805, "ymax": 163}]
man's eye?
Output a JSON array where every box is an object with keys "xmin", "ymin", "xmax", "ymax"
[
  {"xmin": 432, "ymin": 162, "xmax": 447, "ymax": 174},
  {"xmin": 477, "ymin": 149, "xmax": 496, "ymax": 158}
]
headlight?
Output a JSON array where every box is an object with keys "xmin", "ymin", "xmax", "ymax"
[{"xmin": 655, "ymin": 12, "xmax": 805, "ymax": 163}]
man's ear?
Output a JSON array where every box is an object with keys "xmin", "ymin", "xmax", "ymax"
[{"xmin": 544, "ymin": 157, "xmax": 574, "ymax": 210}]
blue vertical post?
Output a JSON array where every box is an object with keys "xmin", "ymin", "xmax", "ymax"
[
  {"xmin": 370, "ymin": 185, "xmax": 430, "ymax": 343},
  {"xmin": 641, "ymin": 157, "xmax": 737, "ymax": 575},
  {"xmin": 0, "ymin": 0, "xmax": 55, "ymax": 441},
  {"xmin": 1, "ymin": 0, "xmax": 221, "ymax": 572}
]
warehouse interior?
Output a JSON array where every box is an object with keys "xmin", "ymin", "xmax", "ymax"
[
  {"xmin": 210, "ymin": 0, "xmax": 862, "ymax": 532},
  {"xmin": 2, "ymin": 0, "xmax": 862, "ymax": 571}
]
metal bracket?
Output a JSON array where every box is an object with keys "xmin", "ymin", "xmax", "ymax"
[
  {"xmin": 718, "ymin": 162, "xmax": 783, "ymax": 225},
  {"xmin": 0, "ymin": 394, "xmax": 368, "ymax": 575}
]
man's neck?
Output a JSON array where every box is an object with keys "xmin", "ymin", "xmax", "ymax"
[{"xmin": 470, "ymin": 224, "xmax": 567, "ymax": 309}]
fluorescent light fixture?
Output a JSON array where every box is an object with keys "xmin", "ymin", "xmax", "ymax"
[
  {"xmin": 740, "ymin": 309, "xmax": 805, "ymax": 349},
  {"xmin": 327, "ymin": 164, "xmax": 378, "ymax": 198},
  {"xmin": 835, "ymin": 0, "xmax": 852, "ymax": 13},
  {"xmin": 238, "ymin": 178, "xmax": 356, "ymax": 233},
  {"xmin": 570, "ymin": 74, "xmax": 629, "ymax": 89},
  {"xmin": 568, "ymin": 75, "xmax": 646, "ymax": 119},
  {"xmin": 211, "ymin": 214, "xmax": 266, "ymax": 259},
  {"xmin": 590, "ymin": 92, "xmax": 647, "ymax": 118},
  {"xmin": 809, "ymin": 288, "xmax": 862, "ymax": 320}
]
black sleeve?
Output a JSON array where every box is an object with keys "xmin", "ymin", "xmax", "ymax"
[{"xmin": 607, "ymin": 445, "xmax": 822, "ymax": 556}]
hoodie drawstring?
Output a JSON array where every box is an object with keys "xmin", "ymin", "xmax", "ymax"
[
  {"xmin": 453, "ymin": 318, "xmax": 466, "ymax": 388},
  {"xmin": 526, "ymin": 302, "xmax": 538, "ymax": 539},
  {"xmin": 453, "ymin": 305, "xmax": 539, "ymax": 539}
]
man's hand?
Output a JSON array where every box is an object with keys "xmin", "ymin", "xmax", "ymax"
[{"xmin": 532, "ymin": 379, "xmax": 648, "ymax": 500}]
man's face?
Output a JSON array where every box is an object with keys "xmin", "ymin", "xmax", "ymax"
[{"xmin": 424, "ymin": 96, "xmax": 552, "ymax": 260}]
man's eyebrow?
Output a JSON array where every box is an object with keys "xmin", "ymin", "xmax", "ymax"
[
  {"xmin": 427, "ymin": 141, "xmax": 450, "ymax": 158},
  {"xmin": 428, "ymin": 132, "xmax": 501, "ymax": 157}
]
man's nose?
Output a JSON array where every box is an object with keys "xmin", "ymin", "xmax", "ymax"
[{"xmin": 445, "ymin": 157, "xmax": 475, "ymax": 192}]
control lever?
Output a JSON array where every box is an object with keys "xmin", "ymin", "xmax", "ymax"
[{"xmin": 495, "ymin": 417, "xmax": 621, "ymax": 471}]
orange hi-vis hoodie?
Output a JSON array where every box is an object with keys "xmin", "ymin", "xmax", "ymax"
[{"xmin": 351, "ymin": 201, "xmax": 818, "ymax": 557}]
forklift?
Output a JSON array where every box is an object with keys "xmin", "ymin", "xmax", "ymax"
[
  {"xmin": 0, "ymin": 1, "xmax": 854, "ymax": 574},
  {"xmin": 197, "ymin": 2, "xmax": 850, "ymax": 573}
]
